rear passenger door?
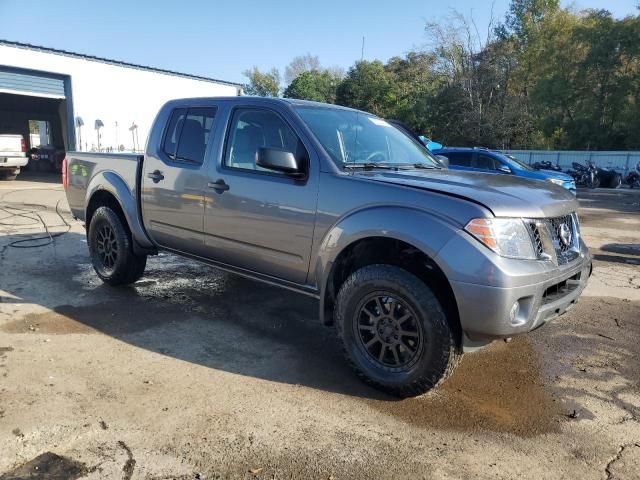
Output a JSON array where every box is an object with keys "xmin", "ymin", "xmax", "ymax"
[{"xmin": 141, "ymin": 105, "xmax": 218, "ymax": 255}]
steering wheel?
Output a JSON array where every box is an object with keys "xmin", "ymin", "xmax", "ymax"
[{"xmin": 365, "ymin": 151, "xmax": 387, "ymax": 164}]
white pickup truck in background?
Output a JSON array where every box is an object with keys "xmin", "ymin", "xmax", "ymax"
[{"xmin": 0, "ymin": 133, "xmax": 28, "ymax": 180}]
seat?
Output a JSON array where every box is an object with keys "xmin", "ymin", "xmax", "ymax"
[{"xmin": 176, "ymin": 119, "xmax": 206, "ymax": 163}]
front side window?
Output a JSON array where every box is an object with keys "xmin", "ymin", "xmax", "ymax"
[
  {"xmin": 503, "ymin": 154, "xmax": 533, "ymax": 171},
  {"xmin": 225, "ymin": 108, "xmax": 305, "ymax": 174},
  {"xmin": 476, "ymin": 154, "xmax": 496, "ymax": 170},
  {"xmin": 162, "ymin": 107, "xmax": 217, "ymax": 164},
  {"xmin": 295, "ymin": 107, "xmax": 439, "ymax": 168}
]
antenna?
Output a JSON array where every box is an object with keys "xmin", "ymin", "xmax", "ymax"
[{"xmin": 361, "ymin": 36, "xmax": 365, "ymax": 62}]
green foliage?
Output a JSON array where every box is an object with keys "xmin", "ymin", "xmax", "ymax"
[
  {"xmin": 335, "ymin": 61, "xmax": 395, "ymax": 117},
  {"xmin": 242, "ymin": 67, "xmax": 281, "ymax": 97},
  {"xmin": 283, "ymin": 70, "xmax": 340, "ymax": 103},
  {"xmin": 245, "ymin": 1, "xmax": 639, "ymax": 150}
]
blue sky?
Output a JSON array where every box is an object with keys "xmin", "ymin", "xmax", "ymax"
[{"xmin": 0, "ymin": 0, "xmax": 636, "ymax": 84}]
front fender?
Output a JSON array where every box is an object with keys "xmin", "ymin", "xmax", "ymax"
[
  {"xmin": 85, "ymin": 170, "xmax": 154, "ymax": 250},
  {"xmin": 314, "ymin": 206, "xmax": 460, "ymax": 323}
]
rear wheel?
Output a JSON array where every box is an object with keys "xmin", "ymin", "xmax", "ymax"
[
  {"xmin": 0, "ymin": 168, "xmax": 19, "ymax": 181},
  {"xmin": 335, "ymin": 264, "xmax": 461, "ymax": 398},
  {"xmin": 88, "ymin": 206, "xmax": 147, "ymax": 286}
]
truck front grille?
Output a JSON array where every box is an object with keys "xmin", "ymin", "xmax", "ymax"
[
  {"xmin": 526, "ymin": 213, "xmax": 580, "ymax": 265},
  {"xmin": 542, "ymin": 272, "xmax": 582, "ymax": 305}
]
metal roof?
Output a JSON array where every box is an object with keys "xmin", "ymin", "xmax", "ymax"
[{"xmin": 0, "ymin": 39, "xmax": 242, "ymax": 88}]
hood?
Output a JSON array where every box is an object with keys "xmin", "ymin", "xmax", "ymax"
[{"xmin": 353, "ymin": 168, "xmax": 578, "ymax": 218}]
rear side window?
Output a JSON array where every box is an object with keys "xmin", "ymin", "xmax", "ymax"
[
  {"xmin": 162, "ymin": 109, "xmax": 187, "ymax": 158},
  {"xmin": 162, "ymin": 107, "xmax": 217, "ymax": 164},
  {"xmin": 442, "ymin": 152, "xmax": 472, "ymax": 167}
]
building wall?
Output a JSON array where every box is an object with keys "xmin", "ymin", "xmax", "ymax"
[
  {"xmin": 506, "ymin": 150, "xmax": 640, "ymax": 175},
  {"xmin": 0, "ymin": 45, "xmax": 239, "ymax": 151}
]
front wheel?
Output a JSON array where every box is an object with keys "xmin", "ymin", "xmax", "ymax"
[
  {"xmin": 335, "ymin": 264, "xmax": 461, "ymax": 398},
  {"xmin": 88, "ymin": 206, "xmax": 147, "ymax": 286}
]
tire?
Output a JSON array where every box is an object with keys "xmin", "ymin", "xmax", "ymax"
[
  {"xmin": 587, "ymin": 176, "xmax": 600, "ymax": 189},
  {"xmin": 88, "ymin": 206, "xmax": 147, "ymax": 286},
  {"xmin": 609, "ymin": 173, "xmax": 622, "ymax": 189},
  {"xmin": 0, "ymin": 168, "xmax": 19, "ymax": 181},
  {"xmin": 335, "ymin": 264, "xmax": 461, "ymax": 398}
]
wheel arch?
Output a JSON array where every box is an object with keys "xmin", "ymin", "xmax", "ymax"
[
  {"xmin": 315, "ymin": 207, "xmax": 462, "ymax": 346},
  {"xmin": 85, "ymin": 171, "xmax": 155, "ymax": 253}
]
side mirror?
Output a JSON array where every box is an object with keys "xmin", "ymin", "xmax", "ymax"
[
  {"xmin": 497, "ymin": 164, "xmax": 512, "ymax": 174},
  {"xmin": 435, "ymin": 155, "xmax": 449, "ymax": 168},
  {"xmin": 256, "ymin": 147, "xmax": 303, "ymax": 177}
]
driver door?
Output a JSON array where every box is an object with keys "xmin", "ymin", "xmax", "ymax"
[{"xmin": 202, "ymin": 106, "xmax": 318, "ymax": 285}]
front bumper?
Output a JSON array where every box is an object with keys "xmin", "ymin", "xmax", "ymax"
[{"xmin": 438, "ymin": 230, "xmax": 591, "ymax": 346}]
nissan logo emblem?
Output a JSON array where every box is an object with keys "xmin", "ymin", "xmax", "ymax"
[{"xmin": 559, "ymin": 223, "xmax": 572, "ymax": 246}]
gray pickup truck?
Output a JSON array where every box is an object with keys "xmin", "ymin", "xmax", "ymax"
[{"xmin": 64, "ymin": 97, "xmax": 591, "ymax": 397}]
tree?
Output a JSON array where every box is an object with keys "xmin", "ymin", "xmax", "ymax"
[
  {"xmin": 283, "ymin": 70, "xmax": 340, "ymax": 103},
  {"xmin": 335, "ymin": 61, "xmax": 395, "ymax": 117},
  {"xmin": 285, "ymin": 54, "xmax": 321, "ymax": 84},
  {"xmin": 242, "ymin": 67, "xmax": 281, "ymax": 97},
  {"xmin": 384, "ymin": 52, "xmax": 441, "ymax": 134}
]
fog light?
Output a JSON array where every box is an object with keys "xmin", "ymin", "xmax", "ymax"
[{"xmin": 509, "ymin": 301, "xmax": 520, "ymax": 324}]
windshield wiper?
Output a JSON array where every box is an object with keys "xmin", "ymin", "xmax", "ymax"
[
  {"xmin": 412, "ymin": 163, "xmax": 439, "ymax": 169},
  {"xmin": 343, "ymin": 163, "xmax": 399, "ymax": 171}
]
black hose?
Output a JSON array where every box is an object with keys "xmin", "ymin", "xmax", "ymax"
[{"xmin": 0, "ymin": 188, "xmax": 72, "ymax": 249}]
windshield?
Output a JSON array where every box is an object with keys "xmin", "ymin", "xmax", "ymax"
[
  {"xmin": 502, "ymin": 153, "xmax": 533, "ymax": 171},
  {"xmin": 295, "ymin": 107, "xmax": 440, "ymax": 168}
]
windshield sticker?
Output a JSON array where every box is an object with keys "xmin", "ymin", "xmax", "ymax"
[{"xmin": 368, "ymin": 117, "xmax": 392, "ymax": 127}]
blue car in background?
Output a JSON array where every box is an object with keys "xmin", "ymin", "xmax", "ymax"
[{"xmin": 432, "ymin": 147, "xmax": 577, "ymax": 194}]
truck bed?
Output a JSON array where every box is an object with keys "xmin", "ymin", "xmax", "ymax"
[{"xmin": 65, "ymin": 151, "xmax": 143, "ymax": 222}]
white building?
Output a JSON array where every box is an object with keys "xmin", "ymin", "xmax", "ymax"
[{"xmin": 0, "ymin": 39, "xmax": 241, "ymax": 155}]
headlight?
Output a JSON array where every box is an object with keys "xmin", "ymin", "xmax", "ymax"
[
  {"xmin": 465, "ymin": 218, "xmax": 537, "ymax": 259},
  {"xmin": 546, "ymin": 178, "xmax": 564, "ymax": 186}
]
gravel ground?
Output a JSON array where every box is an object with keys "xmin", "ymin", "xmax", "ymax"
[{"xmin": 0, "ymin": 173, "xmax": 639, "ymax": 479}]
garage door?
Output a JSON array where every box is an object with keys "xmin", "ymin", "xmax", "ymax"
[{"xmin": 0, "ymin": 69, "xmax": 66, "ymax": 99}]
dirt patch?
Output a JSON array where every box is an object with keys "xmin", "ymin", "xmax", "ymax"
[
  {"xmin": 0, "ymin": 346, "xmax": 13, "ymax": 357},
  {"xmin": 0, "ymin": 452, "xmax": 88, "ymax": 480},
  {"xmin": 1, "ymin": 312, "xmax": 95, "ymax": 335},
  {"xmin": 367, "ymin": 337, "xmax": 562, "ymax": 436}
]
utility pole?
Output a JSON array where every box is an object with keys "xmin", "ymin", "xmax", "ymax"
[{"xmin": 361, "ymin": 36, "xmax": 365, "ymax": 62}]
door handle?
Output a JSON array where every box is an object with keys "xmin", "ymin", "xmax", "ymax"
[
  {"xmin": 147, "ymin": 170, "xmax": 164, "ymax": 183},
  {"xmin": 208, "ymin": 179, "xmax": 230, "ymax": 193}
]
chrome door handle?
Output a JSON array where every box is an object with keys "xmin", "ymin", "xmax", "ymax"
[
  {"xmin": 147, "ymin": 170, "xmax": 164, "ymax": 183},
  {"xmin": 208, "ymin": 179, "xmax": 230, "ymax": 193}
]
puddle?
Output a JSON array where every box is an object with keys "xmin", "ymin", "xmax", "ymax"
[
  {"xmin": 367, "ymin": 337, "xmax": 562, "ymax": 437},
  {"xmin": 0, "ymin": 452, "xmax": 88, "ymax": 480}
]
